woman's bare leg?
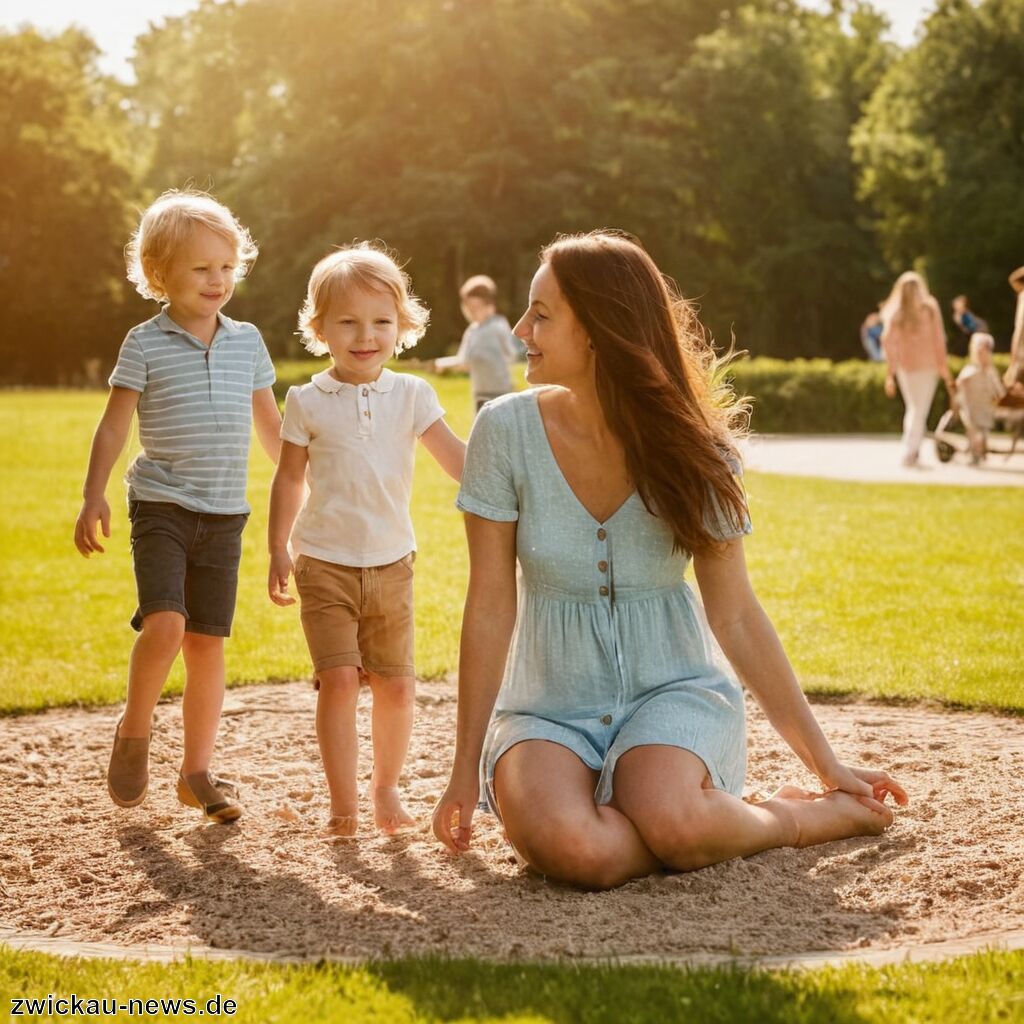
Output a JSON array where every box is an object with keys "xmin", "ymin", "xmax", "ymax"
[
  {"xmin": 613, "ymin": 745, "xmax": 894, "ymax": 872},
  {"xmin": 366, "ymin": 672, "xmax": 416, "ymax": 833},
  {"xmin": 494, "ymin": 740, "xmax": 661, "ymax": 890}
]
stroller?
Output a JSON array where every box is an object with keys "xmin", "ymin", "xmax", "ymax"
[{"xmin": 934, "ymin": 373, "xmax": 1024, "ymax": 463}]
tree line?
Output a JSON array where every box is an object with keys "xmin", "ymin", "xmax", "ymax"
[{"xmin": 2, "ymin": 0, "xmax": 1022, "ymax": 384}]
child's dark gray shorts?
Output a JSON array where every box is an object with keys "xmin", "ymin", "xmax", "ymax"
[{"xmin": 128, "ymin": 500, "xmax": 248, "ymax": 637}]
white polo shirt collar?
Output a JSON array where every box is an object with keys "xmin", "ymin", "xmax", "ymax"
[{"xmin": 311, "ymin": 367, "xmax": 397, "ymax": 394}]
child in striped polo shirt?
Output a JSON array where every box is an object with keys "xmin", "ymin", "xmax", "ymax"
[{"xmin": 74, "ymin": 189, "xmax": 282, "ymax": 823}]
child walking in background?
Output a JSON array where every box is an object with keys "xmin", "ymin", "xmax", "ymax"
[
  {"xmin": 74, "ymin": 189, "xmax": 282, "ymax": 823},
  {"xmin": 434, "ymin": 275, "xmax": 520, "ymax": 414},
  {"xmin": 956, "ymin": 332, "xmax": 1005, "ymax": 464},
  {"xmin": 268, "ymin": 244, "xmax": 465, "ymax": 837}
]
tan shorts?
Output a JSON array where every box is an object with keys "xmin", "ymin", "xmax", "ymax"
[{"xmin": 294, "ymin": 552, "xmax": 415, "ymax": 681}]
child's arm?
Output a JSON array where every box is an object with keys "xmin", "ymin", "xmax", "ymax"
[
  {"xmin": 74, "ymin": 387, "xmax": 141, "ymax": 557},
  {"xmin": 419, "ymin": 419, "xmax": 466, "ymax": 481},
  {"xmin": 252, "ymin": 387, "xmax": 283, "ymax": 464},
  {"xmin": 500, "ymin": 327, "xmax": 519, "ymax": 364},
  {"xmin": 434, "ymin": 329, "xmax": 472, "ymax": 374},
  {"xmin": 693, "ymin": 539, "xmax": 908, "ymax": 808},
  {"xmin": 267, "ymin": 440, "xmax": 308, "ymax": 606}
]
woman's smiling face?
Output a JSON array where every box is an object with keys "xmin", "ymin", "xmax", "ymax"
[{"xmin": 513, "ymin": 262, "xmax": 593, "ymax": 388}]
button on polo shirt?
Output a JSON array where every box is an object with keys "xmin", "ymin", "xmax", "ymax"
[
  {"xmin": 280, "ymin": 368, "xmax": 445, "ymax": 567},
  {"xmin": 108, "ymin": 310, "xmax": 276, "ymax": 514}
]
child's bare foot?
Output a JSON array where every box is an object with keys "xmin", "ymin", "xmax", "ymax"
[
  {"xmin": 770, "ymin": 788, "xmax": 894, "ymax": 848},
  {"xmin": 372, "ymin": 786, "xmax": 416, "ymax": 834},
  {"xmin": 323, "ymin": 814, "xmax": 358, "ymax": 838}
]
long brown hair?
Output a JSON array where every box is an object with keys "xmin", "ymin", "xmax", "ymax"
[{"xmin": 542, "ymin": 230, "xmax": 749, "ymax": 555}]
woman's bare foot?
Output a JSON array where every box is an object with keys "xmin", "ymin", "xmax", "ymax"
[
  {"xmin": 372, "ymin": 785, "xmax": 416, "ymax": 834},
  {"xmin": 769, "ymin": 788, "xmax": 894, "ymax": 848},
  {"xmin": 771, "ymin": 783, "xmax": 819, "ymax": 802},
  {"xmin": 323, "ymin": 814, "xmax": 358, "ymax": 838}
]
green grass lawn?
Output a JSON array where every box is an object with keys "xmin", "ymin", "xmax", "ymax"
[
  {"xmin": 1, "ymin": 377, "xmax": 1021, "ymax": 713},
  {"xmin": 2, "ymin": 948, "xmax": 1023, "ymax": 1023},
  {"xmin": 2, "ymin": 377, "xmax": 1023, "ymax": 1021}
]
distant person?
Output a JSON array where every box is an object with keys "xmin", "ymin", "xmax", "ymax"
[
  {"xmin": 435, "ymin": 275, "xmax": 519, "ymax": 414},
  {"xmin": 956, "ymin": 333, "xmax": 1005, "ymax": 465},
  {"xmin": 951, "ymin": 295, "xmax": 989, "ymax": 354},
  {"xmin": 1006, "ymin": 265, "xmax": 1024, "ymax": 388},
  {"xmin": 73, "ymin": 189, "xmax": 283, "ymax": 823},
  {"xmin": 859, "ymin": 306, "xmax": 884, "ymax": 361},
  {"xmin": 881, "ymin": 271, "xmax": 955, "ymax": 467},
  {"xmin": 268, "ymin": 243, "xmax": 465, "ymax": 837}
]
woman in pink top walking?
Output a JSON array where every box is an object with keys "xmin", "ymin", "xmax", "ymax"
[{"xmin": 881, "ymin": 272, "xmax": 955, "ymax": 466}]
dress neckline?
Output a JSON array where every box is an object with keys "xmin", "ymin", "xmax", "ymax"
[{"xmin": 528, "ymin": 390, "xmax": 638, "ymax": 527}]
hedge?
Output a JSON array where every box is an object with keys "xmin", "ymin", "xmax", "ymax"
[
  {"xmin": 725, "ymin": 355, "xmax": 1011, "ymax": 434},
  {"xmin": 273, "ymin": 355, "xmax": 1012, "ymax": 435}
]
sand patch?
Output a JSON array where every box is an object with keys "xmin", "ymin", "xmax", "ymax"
[{"xmin": 1, "ymin": 681, "xmax": 1022, "ymax": 961}]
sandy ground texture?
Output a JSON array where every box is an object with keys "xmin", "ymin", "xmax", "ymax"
[{"xmin": 1, "ymin": 680, "xmax": 1022, "ymax": 961}]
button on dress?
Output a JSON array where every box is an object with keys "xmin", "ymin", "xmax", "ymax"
[{"xmin": 455, "ymin": 390, "xmax": 753, "ymax": 817}]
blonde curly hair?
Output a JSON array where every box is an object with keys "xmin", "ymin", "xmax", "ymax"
[
  {"xmin": 125, "ymin": 189, "xmax": 258, "ymax": 302},
  {"xmin": 298, "ymin": 243, "xmax": 429, "ymax": 356}
]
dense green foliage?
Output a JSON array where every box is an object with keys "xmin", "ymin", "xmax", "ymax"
[
  {"xmin": 3, "ymin": 0, "xmax": 1023, "ymax": 383},
  {"xmin": 853, "ymin": 0, "xmax": 1024, "ymax": 342},
  {"xmin": 0, "ymin": 29, "xmax": 142, "ymax": 384},
  {"xmin": 2, "ymin": 947, "xmax": 1024, "ymax": 1023}
]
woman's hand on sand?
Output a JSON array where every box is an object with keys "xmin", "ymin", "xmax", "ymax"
[
  {"xmin": 267, "ymin": 551, "xmax": 296, "ymax": 606},
  {"xmin": 884, "ymin": 374, "xmax": 897, "ymax": 399},
  {"xmin": 820, "ymin": 762, "xmax": 908, "ymax": 807},
  {"xmin": 74, "ymin": 497, "xmax": 111, "ymax": 557},
  {"xmin": 432, "ymin": 772, "xmax": 479, "ymax": 854}
]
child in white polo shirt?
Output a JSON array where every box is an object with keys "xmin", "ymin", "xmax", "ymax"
[{"xmin": 268, "ymin": 243, "xmax": 465, "ymax": 837}]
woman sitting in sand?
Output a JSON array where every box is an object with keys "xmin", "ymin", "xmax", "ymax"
[{"xmin": 432, "ymin": 231, "xmax": 907, "ymax": 889}]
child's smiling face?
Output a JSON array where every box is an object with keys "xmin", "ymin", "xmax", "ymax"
[
  {"xmin": 158, "ymin": 225, "xmax": 238, "ymax": 324},
  {"xmin": 319, "ymin": 286, "xmax": 400, "ymax": 384}
]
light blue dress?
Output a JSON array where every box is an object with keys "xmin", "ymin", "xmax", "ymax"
[{"xmin": 456, "ymin": 390, "xmax": 753, "ymax": 818}]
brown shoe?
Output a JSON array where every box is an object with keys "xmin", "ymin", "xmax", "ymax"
[
  {"xmin": 177, "ymin": 771, "xmax": 242, "ymax": 824},
  {"xmin": 107, "ymin": 718, "xmax": 149, "ymax": 808}
]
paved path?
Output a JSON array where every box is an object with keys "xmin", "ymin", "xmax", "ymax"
[{"xmin": 742, "ymin": 434, "xmax": 1024, "ymax": 487}]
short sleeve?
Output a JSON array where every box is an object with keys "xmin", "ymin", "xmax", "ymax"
[
  {"xmin": 253, "ymin": 332, "xmax": 276, "ymax": 390},
  {"xmin": 704, "ymin": 451, "xmax": 752, "ymax": 542},
  {"xmin": 413, "ymin": 377, "xmax": 445, "ymax": 437},
  {"xmin": 108, "ymin": 333, "xmax": 147, "ymax": 392},
  {"xmin": 280, "ymin": 387, "xmax": 310, "ymax": 447},
  {"xmin": 456, "ymin": 402, "xmax": 519, "ymax": 522}
]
